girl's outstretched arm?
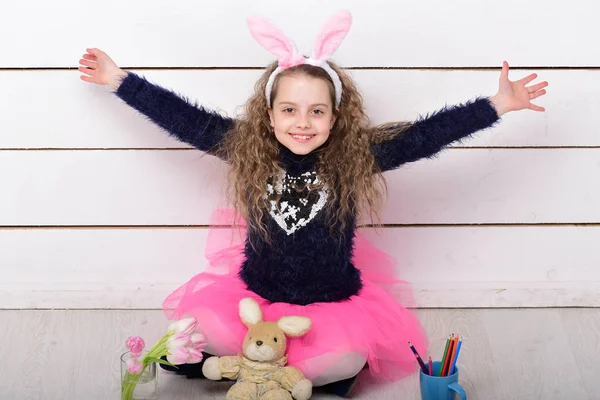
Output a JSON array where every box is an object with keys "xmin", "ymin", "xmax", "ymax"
[
  {"xmin": 79, "ymin": 48, "xmax": 233, "ymax": 158},
  {"xmin": 372, "ymin": 61, "xmax": 547, "ymax": 172},
  {"xmin": 372, "ymin": 97, "xmax": 500, "ymax": 172}
]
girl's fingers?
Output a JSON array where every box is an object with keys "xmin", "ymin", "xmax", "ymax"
[
  {"xmin": 518, "ymin": 73, "xmax": 538, "ymax": 86},
  {"xmin": 82, "ymin": 53, "xmax": 96, "ymax": 61},
  {"xmin": 530, "ymin": 90, "xmax": 546, "ymax": 100},
  {"xmin": 500, "ymin": 61, "xmax": 509, "ymax": 81},
  {"xmin": 80, "ymin": 75, "xmax": 95, "ymax": 83},
  {"xmin": 527, "ymin": 81, "xmax": 548, "ymax": 93},
  {"xmin": 529, "ymin": 103, "xmax": 545, "ymax": 112},
  {"xmin": 78, "ymin": 66, "xmax": 96, "ymax": 77},
  {"xmin": 86, "ymin": 47, "xmax": 101, "ymax": 55},
  {"xmin": 79, "ymin": 59, "xmax": 96, "ymax": 68}
]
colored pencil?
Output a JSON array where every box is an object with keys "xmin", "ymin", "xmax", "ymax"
[
  {"xmin": 408, "ymin": 342, "xmax": 428, "ymax": 373},
  {"xmin": 450, "ymin": 339, "xmax": 463, "ymax": 375},
  {"xmin": 439, "ymin": 335, "xmax": 451, "ymax": 376},
  {"xmin": 445, "ymin": 334, "xmax": 459, "ymax": 376},
  {"xmin": 428, "ymin": 356, "xmax": 433, "ymax": 376},
  {"xmin": 442, "ymin": 334, "xmax": 456, "ymax": 376}
]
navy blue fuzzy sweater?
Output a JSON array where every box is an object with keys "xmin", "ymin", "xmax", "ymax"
[{"xmin": 116, "ymin": 72, "xmax": 500, "ymax": 305}]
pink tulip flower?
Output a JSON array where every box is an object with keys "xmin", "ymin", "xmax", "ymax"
[
  {"xmin": 166, "ymin": 318, "xmax": 197, "ymax": 335},
  {"xmin": 165, "ymin": 331, "xmax": 207, "ymax": 365},
  {"xmin": 126, "ymin": 357, "xmax": 143, "ymax": 375},
  {"xmin": 126, "ymin": 336, "xmax": 145, "ymax": 357}
]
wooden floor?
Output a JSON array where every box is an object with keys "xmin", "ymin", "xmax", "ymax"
[{"xmin": 0, "ymin": 308, "xmax": 598, "ymax": 399}]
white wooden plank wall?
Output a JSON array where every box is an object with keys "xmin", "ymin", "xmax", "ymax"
[{"xmin": 1, "ymin": 0, "xmax": 598, "ymax": 309}]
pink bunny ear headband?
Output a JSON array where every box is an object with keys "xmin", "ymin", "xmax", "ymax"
[{"xmin": 246, "ymin": 10, "xmax": 352, "ymax": 108}]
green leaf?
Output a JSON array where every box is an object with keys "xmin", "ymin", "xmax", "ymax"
[{"xmin": 146, "ymin": 357, "xmax": 179, "ymax": 368}]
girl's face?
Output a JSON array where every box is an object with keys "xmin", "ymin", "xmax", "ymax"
[{"xmin": 268, "ymin": 74, "xmax": 337, "ymax": 155}]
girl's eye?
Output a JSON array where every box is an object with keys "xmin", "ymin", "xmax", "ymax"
[
  {"xmin": 283, "ymin": 108, "xmax": 294, "ymax": 113},
  {"xmin": 313, "ymin": 109, "xmax": 324, "ymax": 115}
]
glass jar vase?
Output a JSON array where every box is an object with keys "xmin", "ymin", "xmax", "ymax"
[{"xmin": 120, "ymin": 351, "xmax": 158, "ymax": 400}]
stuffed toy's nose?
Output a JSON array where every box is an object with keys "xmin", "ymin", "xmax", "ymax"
[{"xmin": 256, "ymin": 341, "xmax": 263, "ymax": 346}]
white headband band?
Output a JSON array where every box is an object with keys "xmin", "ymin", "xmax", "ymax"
[{"xmin": 247, "ymin": 10, "xmax": 352, "ymax": 108}]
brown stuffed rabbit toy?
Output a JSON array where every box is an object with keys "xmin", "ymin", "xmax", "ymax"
[{"xmin": 202, "ymin": 298, "xmax": 313, "ymax": 400}]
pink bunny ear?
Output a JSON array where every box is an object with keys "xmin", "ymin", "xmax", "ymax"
[
  {"xmin": 246, "ymin": 16, "xmax": 305, "ymax": 69},
  {"xmin": 312, "ymin": 10, "xmax": 352, "ymax": 61}
]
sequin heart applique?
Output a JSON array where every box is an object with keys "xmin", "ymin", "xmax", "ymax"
[{"xmin": 265, "ymin": 171, "xmax": 328, "ymax": 235}]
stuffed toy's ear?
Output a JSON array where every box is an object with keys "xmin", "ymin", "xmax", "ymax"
[
  {"xmin": 277, "ymin": 316, "xmax": 312, "ymax": 337},
  {"xmin": 239, "ymin": 298, "xmax": 263, "ymax": 328}
]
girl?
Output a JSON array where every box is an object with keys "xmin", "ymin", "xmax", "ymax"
[{"xmin": 79, "ymin": 11, "xmax": 547, "ymax": 397}]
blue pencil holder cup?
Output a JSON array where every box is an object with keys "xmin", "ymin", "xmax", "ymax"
[{"xmin": 419, "ymin": 361, "xmax": 466, "ymax": 400}]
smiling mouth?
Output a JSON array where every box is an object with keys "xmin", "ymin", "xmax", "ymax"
[{"xmin": 289, "ymin": 133, "xmax": 316, "ymax": 142}]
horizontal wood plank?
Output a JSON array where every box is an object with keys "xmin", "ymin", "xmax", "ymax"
[
  {"xmin": 0, "ymin": 149, "xmax": 598, "ymax": 225},
  {"xmin": 1, "ymin": 225, "xmax": 598, "ymax": 308},
  {"xmin": 1, "ymin": 0, "xmax": 598, "ymax": 67},
  {"xmin": 2, "ymin": 68, "xmax": 589, "ymax": 148}
]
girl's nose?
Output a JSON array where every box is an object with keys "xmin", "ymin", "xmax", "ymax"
[{"xmin": 296, "ymin": 114, "xmax": 311, "ymax": 128}]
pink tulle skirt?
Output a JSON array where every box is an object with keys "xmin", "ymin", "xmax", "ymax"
[{"xmin": 163, "ymin": 209, "xmax": 428, "ymax": 383}]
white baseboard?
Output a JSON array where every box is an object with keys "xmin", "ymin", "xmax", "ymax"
[{"xmin": 2, "ymin": 281, "xmax": 599, "ymax": 309}]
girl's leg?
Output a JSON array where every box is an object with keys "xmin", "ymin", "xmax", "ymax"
[{"xmin": 298, "ymin": 351, "xmax": 367, "ymax": 387}]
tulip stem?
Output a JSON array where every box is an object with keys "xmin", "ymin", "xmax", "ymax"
[
  {"xmin": 121, "ymin": 364, "xmax": 147, "ymax": 400},
  {"xmin": 143, "ymin": 334, "xmax": 169, "ymax": 360}
]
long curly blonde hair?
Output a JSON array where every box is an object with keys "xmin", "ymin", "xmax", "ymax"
[{"xmin": 214, "ymin": 60, "xmax": 410, "ymax": 248}]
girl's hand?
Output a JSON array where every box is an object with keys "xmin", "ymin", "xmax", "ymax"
[
  {"xmin": 78, "ymin": 48, "xmax": 128, "ymax": 90},
  {"xmin": 489, "ymin": 61, "xmax": 548, "ymax": 116}
]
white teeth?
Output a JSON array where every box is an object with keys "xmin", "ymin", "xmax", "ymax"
[{"xmin": 291, "ymin": 135, "xmax": 313, "ymax": 140}]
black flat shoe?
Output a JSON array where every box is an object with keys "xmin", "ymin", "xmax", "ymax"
[{"xmin": 159, "ymin": 352, "xmax": 215, "ymax": 379}]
